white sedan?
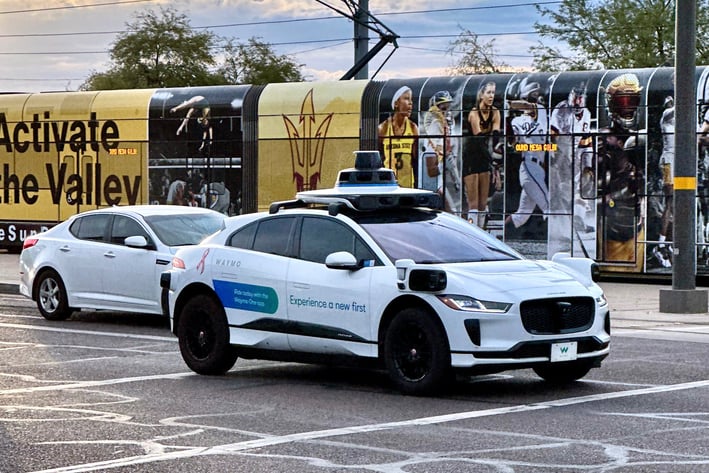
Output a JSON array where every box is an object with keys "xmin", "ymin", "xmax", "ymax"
[
  {"xmin": 20, "ymin": 205, "xmax": 225, "ymax": 320},
  {"xmin": 161, "ymin": 154, "xmax": 611, "ymax": 395}
]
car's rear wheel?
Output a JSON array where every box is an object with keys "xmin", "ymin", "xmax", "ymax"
[
  {"xmin": 35, "ymin": 270, "xmax": 72, "ymax": 321},
  {"xmin": 533, "ymin": 360, "xmax": 593, "ymax": 384},
  {"xmin": 177, "ymin": 294, "xmax": 237, "ymax": 375},
  {"xmin": 384, "ymin": 307, "xmax": 452, "ymax": 396}
]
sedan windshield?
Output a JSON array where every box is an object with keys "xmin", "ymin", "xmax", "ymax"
[
  {"xmin": 144, "ymin": 213, "xmax": 224, "ymax": 246},
  {"xmin": 356, "ymin": 210, "xmax": 522, "ymax": 264}
]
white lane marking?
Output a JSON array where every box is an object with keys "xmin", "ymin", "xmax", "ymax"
[
  {"xmin": 0, "ymin": 322, "xmax": 175, "ymax": 342},
  {"xmin": 30, "ymin": 378, "xmax": 709, "ymax": 472},
  {"xmin": 0, "ymin": 372, "xmax": 194, "ymax": 396},
  {"xmin": 614, "ymin": 328, "xmax": 709, "ymax": 344}
]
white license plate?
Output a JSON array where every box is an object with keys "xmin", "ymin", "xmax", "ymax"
[{"xmin": 550, "ymin": 341, "xmax": 578, "ymax": 362}]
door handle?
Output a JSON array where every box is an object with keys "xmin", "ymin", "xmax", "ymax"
[{"xmin": 104, "ymin": 252, "xmax": 116, "ymax": 258}]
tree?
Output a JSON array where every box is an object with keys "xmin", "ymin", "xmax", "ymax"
[
  {"xmin": 446, "ymin": 27, "xmax": 509, "ymax": 75},
  {"xmin": 532, "ymin": 0, "xmax": 709, "ymax": 71},
  {"xmin": 81, "ymin": 7, "xmax": 220, "ymax": 90},
  {"xmin": 217, "ymin": 38, "xmax": 304, "ymax": 85},
  {"xmin": 81, "ymin": 8, "xmax": 305, "ymax": 90}
]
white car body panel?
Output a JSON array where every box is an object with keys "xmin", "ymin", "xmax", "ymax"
[
  {"xmin": 20, "ymin": 205, "xmax": 225, "ymax": 318},
  {"xmin": 208, "ymin": 246, "xmax": 291, "ymax": 350}
]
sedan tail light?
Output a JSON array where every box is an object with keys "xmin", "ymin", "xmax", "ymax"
[{"xmin": 22, "ymin": 238, "xmax": 39, "ymax": 250}]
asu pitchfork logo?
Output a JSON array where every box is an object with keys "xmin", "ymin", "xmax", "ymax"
[{"xmin": 282, "ymin": 89, "xmax": 333, "ymax": 192}]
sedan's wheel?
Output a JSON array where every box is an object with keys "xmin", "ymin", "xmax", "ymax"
[
  {"xmin": 35, "ymin": 270, "xmax": 72, "ymax": 321},
  {"xmin": 533, "ymin": 360, "xmax": 593, "ymax": 384},
  {"xmin": 384, "ymin": 308, "xmax": 452, "ymax": 396},
  {"xmin": 177, "ymin": 294, "xmax": 237, "ymax": 375}
]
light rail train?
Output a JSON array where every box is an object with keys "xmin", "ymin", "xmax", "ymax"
[{"xmin": 1, "ymin": 66, "xmax": 707, "ymax": 277}]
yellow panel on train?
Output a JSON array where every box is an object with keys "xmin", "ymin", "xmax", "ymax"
[
  {"xmin": 0, "ymin": 90, "xmax": 153, "ymax": 221},
  {"xmin": 257, "ymin": 80, "xmax": 367, "ymax": 210}
]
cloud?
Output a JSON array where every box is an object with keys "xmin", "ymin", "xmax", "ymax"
[{"xmin": 0, "ymin": 0, "xmax": 552, "ymax": 92}]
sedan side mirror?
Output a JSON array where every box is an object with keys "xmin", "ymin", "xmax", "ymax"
[{"xmin": 124, "ymin": 235, "xmax": 151, "ymax": 249}]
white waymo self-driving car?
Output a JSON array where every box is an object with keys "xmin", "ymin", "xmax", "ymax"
[{"xmin": 161, "ymin": 151, "xmax": 610, "ymax": 395}]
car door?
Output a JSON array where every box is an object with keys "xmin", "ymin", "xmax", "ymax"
[
  {"xmin": 57, "ymin": 213, "xmax": 111, "ymax": 306},
  {"xmin": 286, "ymin": 216, "xmax": 376, "ymax": 354},
  {"xmin": 211, "ymin": 216, "xmax": 297, "ymax": 350},
  {"xmin": 102, "ymin": 215, "xmax": 165, "ymax": 313}
]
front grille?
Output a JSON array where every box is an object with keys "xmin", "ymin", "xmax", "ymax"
[{"xmin": 520, "ymin": 296, "xmax": 595, "ymax": 334}]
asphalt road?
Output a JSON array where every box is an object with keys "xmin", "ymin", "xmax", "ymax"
[{"xmin": 1, "ymin": 293, "xmax": 709, "ymax": 472}]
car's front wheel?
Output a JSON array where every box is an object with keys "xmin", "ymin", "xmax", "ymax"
[
  {"xmin": 177, "ymin": 294, "xmax": 238, "ymax": 375},
  {"xmin": 533, "ymin": 360, "xmax": 593, "ymax": 384},
  {"xmin": 384, "ymin": 307, "xmax": 452, "ymax": 396},
  {"xmin": 35, "ymin": 270, "xmax": 72, "ymax": 321}
]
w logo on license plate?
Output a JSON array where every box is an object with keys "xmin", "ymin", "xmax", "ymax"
[{"xmin": 551, "ymin": 341, "xmax": 578, "ymax": 362}]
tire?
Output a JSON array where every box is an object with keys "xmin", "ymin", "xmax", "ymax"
[
  {"xmin": 35, "ymin": 270, "xmax": 72, "ymax": 321},
  {"xmin": 384, "ymin": 307, "xmax": 452, "ymax": 396},
  {"xmin": 533, "ymin": 360, "xmax": 593, "ymax": 384},
  {"xmin": 177, "ymin": 294, "xmax": 238, "ymax": 375}
]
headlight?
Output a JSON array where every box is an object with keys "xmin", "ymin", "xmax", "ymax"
[{"xmin": 437, "ymin": 295, "xmax": 512, "ymax": 313}]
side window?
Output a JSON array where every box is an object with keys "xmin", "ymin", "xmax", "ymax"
[
  {"xmin": 228, "ymin": 222, "xmax": 257, "ymax": 249},
  {"xmin": 300, "ymin": 217, "xmax": 377, "ymax": 265},
  {"xmin": 110, "ymin": 215, "xmax": 151, "ymax": 246},
  {"xmin": 252, "ymin": 217, "xmax": 296, "ymax": 256},
  {"xmin": 69, "ymin": 214, "xmax": 110, "ymax": 242}
]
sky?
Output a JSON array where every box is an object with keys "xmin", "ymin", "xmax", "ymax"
[{"xmin": 0, "ymin": 0, "xmax": 563, "ymax": 93}]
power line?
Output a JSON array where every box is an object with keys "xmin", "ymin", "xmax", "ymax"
[
  {"xmin": 0, "ymin": 0, "xmax": 155, "ymax": 15},
  {"xmin": 0, "ymin": 2, "xmax": 558, "ymax": 82},
  {"xmin": 0, "ymin": 2, "xmax": 556, "ymax": 39}
]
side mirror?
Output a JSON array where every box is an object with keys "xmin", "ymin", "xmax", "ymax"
[
  {"xmin": 124, "ymin": 235, "xmax": 150, "ymax": 248},
  {"xmin": 325, "ymin": 251, "xmax": 360, "ymax": 270}
]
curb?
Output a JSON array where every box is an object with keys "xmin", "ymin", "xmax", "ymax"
[{"xmin": 0, "ymin": 283, "xmax": 18, "ymax": 295}]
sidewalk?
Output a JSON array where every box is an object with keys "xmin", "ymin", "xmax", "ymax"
[
  {"xmin": 0, "ymin": 251, "xmax": 19, "ymax": 295},
  {"xmin": 0, "ymin": 251, "xmax": 707, "ymax": 326}
]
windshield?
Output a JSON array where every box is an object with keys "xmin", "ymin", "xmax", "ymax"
[
  {"xmin": 144, "ymin": 212, "xmax": 224, "ymax": 246},
  {"xmin": 356, "ymin": 210, "xmax": 522, "ymax": 264}
]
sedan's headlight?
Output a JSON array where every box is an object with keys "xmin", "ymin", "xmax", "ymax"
[{"xmin": 437, "ymin": 295, "xmax": 512, "ymax": 313}]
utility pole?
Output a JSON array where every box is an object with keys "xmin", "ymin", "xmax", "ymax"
[
  {"xmin": 354, "ymin": 0, "xmax": 369, "ymax": 80},
  {"xmin": 659, "ymin": 0, "xmax": 708, "ymax": 313},
  {"xmin": 314, "ymin": 0, "xmax": 398, "ymax": 80}
]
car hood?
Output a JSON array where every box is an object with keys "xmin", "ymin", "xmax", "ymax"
[{"xmin": 442, "ymin": 259, "xmax": 593, "ymax": 300}]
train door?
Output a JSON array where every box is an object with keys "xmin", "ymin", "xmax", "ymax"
[
  {"xmin": 695, "ymin": 67, "xmax": 709, "ymax": 275},
  {"xmin": 500, "ymin": 72, "xmax": 555, "ymax": 261},
  {"xmin": 546, "ymin": 71, "xmax": 605, "ymax": 261},
  {"xmin": 594, "ymin": 70, "xmax": 654, "ymax": 273}
]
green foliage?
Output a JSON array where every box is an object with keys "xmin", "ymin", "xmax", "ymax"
[
  {"xmin": 217, "ymin": 38, "xmax": 305, "ymax": 85},
  {"xmin": 533, "ymin": 0, "xmax": 709, "ymax": 71},
  {"xmin": 81, "ymin": 7, "xmax": 304, "ymax": 90}
]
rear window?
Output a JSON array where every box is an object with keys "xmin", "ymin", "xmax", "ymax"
[{"xmin": 69, "ymin": 214, "xmax": 110, "ymax": 242}]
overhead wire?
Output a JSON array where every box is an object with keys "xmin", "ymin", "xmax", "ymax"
[{"xmin": 0, "ymin": 1, "xmax": 559, "ymax": 82}]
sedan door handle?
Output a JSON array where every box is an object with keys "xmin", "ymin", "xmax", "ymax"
[
  {"xmin": 292, "ymin": 282, "xmax": 310, "ymax": 289},
  {"xmin": 59, "ymin": 245, "xmax": 71, "ymax": 253},
  {"xmin": 103, "ymin": 251, "xmax": 116, "ymax": 258}
]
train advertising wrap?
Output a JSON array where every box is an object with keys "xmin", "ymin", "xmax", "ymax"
[
  {"xmin": 257, "ymin": 80, "xmax": 367, "ymax": 209},
  {"xmin": 2, "ymin": 66, "xmax": 709, "ymax": 279},
  {"xmin": 148, "ymin": 85, "xmax": 247, "ymax": 215},
  {"xmin": 0, "ymin": 89, "xmax": 152, "ymax": 247}
]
